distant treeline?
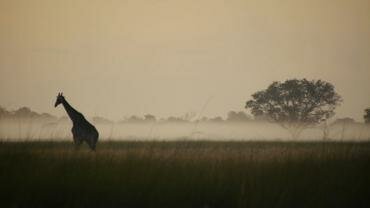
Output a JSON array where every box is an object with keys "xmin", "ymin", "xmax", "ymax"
[
  {"xmin": 0, "ymin": 106, "xmax": 56, "ymax": 121},
  {"xmin": 0, "ymin": 106, "xmax": 254, "ymax": 124},
  {"xmin": 0, "ymin": 106, "xmax": 364, "ymax": 126},
  {"xmin": 118, "ymin": 111, "xmax": 255, "ymax": 124}
]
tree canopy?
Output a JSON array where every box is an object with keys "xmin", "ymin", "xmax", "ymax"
[
  {"xmin": 245, "ymin": 79, "xmax": 342, "ymax": 139},
  {"xmin": 226, "ymin": 111, "xmax": 251, "ymax": 122},
  {"xmin": 364, "ymin": 108, "xmax": 370, "ymax": 124}
]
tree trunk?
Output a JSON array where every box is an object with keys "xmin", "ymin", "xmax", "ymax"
[
  {"xmin": 322, "ymin": 122, "xmax": 330, "ymax": 141},
  {"xmin": 289, "ymin": 128, "xmax": 303, "ymax": 140}
]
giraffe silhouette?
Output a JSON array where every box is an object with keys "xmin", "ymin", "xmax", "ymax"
[{"xmin": 54, "ymin": 93, "xmax": 99, "ymax": 150}]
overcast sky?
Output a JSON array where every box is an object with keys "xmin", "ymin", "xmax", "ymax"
[{"xmin": 0, "ymin": 0, "xmax": 369, "ymax": 121}]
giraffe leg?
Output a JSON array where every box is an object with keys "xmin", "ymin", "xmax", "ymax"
[
  {"xmin": 90, "ymin": 144, "xmax": 96, "ymax": 151},
  {"xmin": 73, "ymin": 137, "xmax": 83, "ymax": 150},
  {"xmin": 87, "ymin": 131, "xmax": 98, "ymax": 151},
  {"xmin": 87, "ymin": 138, "xmax": 96, "ymax": 151}
]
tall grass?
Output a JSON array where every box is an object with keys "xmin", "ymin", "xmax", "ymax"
[{"xmin": 0, "ymin": 141, "xmax": 369, "ymax": 208}]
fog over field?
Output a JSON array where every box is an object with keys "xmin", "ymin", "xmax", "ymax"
[{"xmin": 1, "ymin": 117, "xmax": 369, "ymax": 141}]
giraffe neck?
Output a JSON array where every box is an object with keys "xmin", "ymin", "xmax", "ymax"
[{"xmin": 61, "ymin": 99, "xmax": 83, "ymax": 124}]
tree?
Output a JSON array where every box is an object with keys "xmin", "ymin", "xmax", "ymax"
[
  {"xmin": 126, "ymin": 115, "xmax": 144, "ymax": 123},
  {"xmin": 209, "ymin": 116, "xmax": 224, "ymax": 123},
  {"xmin": 92, "ymin": 116, "xmax": 114, "ymax": 124},
  {"xmin": 0, "ymin": 106, "xmax": 10, "ymax": 118},
  {"xmin": 226, "ymin": 111, "xmax": 251, "ymax": 122},
  {"xmin": 144, "ymin": 114, "xmax": 156, "ymax": 122},
  {"xmin": 13, "ymin": 107, "xmax": 39, "ymax": 118},
  {"xmin": 364, "ymin": 108, "xmax": 370, "ymax": 124},
  {"xmin": 245, "ymin": 79, "xmax": 342, "ymax": 139},
  {"xmin": 166, "ymin": 116, "xmax": 188, "ymax": 123}
]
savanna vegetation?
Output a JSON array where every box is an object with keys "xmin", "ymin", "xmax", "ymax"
[
  {"xmin": 1, "ymin": 79, "xmax": 369, "ymax": 207},
  {"xmin": 1, "ymin": 140, "xmax": 369, "ymax": 208}
]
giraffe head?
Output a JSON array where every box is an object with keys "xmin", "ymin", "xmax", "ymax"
[{"xmin": 54, "ymin": 92, "xmax": 65, "ymax": 107}]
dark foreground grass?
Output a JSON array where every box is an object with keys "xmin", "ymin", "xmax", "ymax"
[{"xmin": 0, "ymin": 140, "xmax": 369, "ymax": 208}]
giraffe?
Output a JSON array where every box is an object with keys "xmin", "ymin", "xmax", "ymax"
[{"xmin": 54, "ymin": 93, "xmax": 99, "ymax": 150}]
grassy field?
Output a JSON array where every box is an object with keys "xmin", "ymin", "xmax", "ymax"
[{"xmin": 0, "ymin": 140, "xmax": 369, "ymax": 208}]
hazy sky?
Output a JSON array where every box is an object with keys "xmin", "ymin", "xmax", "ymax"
[{"xmin": 1, "ymin": 0, "xmax": 369, "ymax": 121}]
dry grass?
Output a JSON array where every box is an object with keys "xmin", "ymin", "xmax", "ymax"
[{"xmin": 0, "ymin": 140, "xmax": 369, "ymax": 208}]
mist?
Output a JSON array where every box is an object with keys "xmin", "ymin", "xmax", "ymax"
[{"xmin": 1, "ymin": 117, "xmax": 369, "ymax": 142}]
